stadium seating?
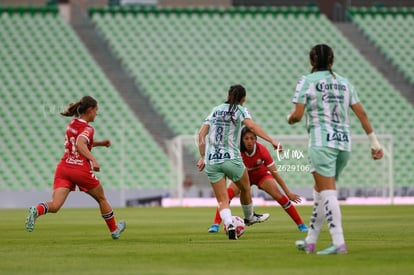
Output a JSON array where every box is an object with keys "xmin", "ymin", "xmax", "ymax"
[
  {"xmin": 0, "ymin": 7, "xmax": 170, "ymax": 191},
  {"xmin": 347, "ymin": 7, "xmax": 414, "ymax": 190},
  {"xmin": 349, "ymin": 7, "xmax": 414, "ymax": 83},
  {"xmin": 90, "ymin": 6, "xmax": 414, "ymax": 191}
]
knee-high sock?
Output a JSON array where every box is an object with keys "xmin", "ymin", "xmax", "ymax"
[
  {"xmin": 102, "ymin": 210, "xmax": 117, "ymax": 233},
  {"xmin": 306, "ymin": 190, "xmax": 325, "ymax": 244},
  {"xmin": 213, "ymin": 188, "xmax": 235, "ymax": 224},
  {"xmin": 277, "ymin": 195, "xmax": 305, "ymax": 225},
  {"xmin": 320, "ymin": 190, "xmax": 345, "ymax": 246},
  {"xmin": 220, "ymin": 208, "xmax": 233, "ymax": 227},
  {"xmin": 213, "ymin": 208, "xmax": 222, "ymax": 225},
  {"xmin": 36, "ymin": 202, "xmax": 49, "ymax": 217}
]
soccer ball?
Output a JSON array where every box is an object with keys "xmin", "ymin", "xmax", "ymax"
[
  {"xmin": 223, "ymin": 216, "xmax": 246, "ymax": 238},
  {"xmin": 295, "ymin": 239, "xmax": 306, "ymax": 249}
]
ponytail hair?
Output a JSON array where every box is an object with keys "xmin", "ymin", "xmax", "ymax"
[
  {"xmin": 226, "ymin": 84, "xmax": 246, "ymax": 112},
  {"xmin": 61, "ymin": 96, "xmax": 97, "ymax": 117},
  {"xmin": 225, "ymin": 84, "xmax": 246, "ymax": 124},
  {"xmin": 309, "ymin": 44, "xmax": 335, "ymax": 79}
]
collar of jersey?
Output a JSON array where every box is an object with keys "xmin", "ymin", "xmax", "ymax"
[
  {"xmin": 75, "ymin": 118, "xmax": 88, "ymax": 124},
  {"xmin": 244, "ymin": 143, "xmax": 257, "ymax": 157}
]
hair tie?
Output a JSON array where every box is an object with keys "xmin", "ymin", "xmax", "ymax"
[{"xmin": 76, "ymin": 105, "xmax": 81, "ymax": 117}]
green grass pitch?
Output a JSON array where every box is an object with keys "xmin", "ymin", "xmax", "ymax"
[{"xmin": 1, "ymin": 205, "xmax": 413, "ymax": 275}]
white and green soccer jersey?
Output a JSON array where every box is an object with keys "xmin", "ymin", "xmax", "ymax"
[
  {"xmin": 203, "ymin": 103, "xmax": 251, "ymax": 164},
  {"xmin": 292, "ymin": 71, "xmax": 360, "ymax": 151}
]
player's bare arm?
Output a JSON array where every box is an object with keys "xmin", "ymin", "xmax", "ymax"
[
  {"xmin": 93, "ymin": 140, "xmax": 111, "ymax": 147},
  {"xmin": 76, "ymin": 136, "xmax": 100, "ymax": 171},
  {"xmin": 287, "ymin": 103, "xmax": 305, "ymax": 125},
  {"xmin": 243, "ymin": 118, "xmax": 281, "ymax": 151},
  {"xmin": 268, "ymin": 165, "xmax": 302, "ymax": 203},
  {"xmin": 197, "ymin": 124, "xmax": 209, "ymax": 171},
  {"xmin": 351, "ymin": 103, "xmax": 384, "ymax": 160}
]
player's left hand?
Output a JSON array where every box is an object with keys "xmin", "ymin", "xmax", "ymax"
[
  {"xmin": 371, "ymin": 148, "xmax": 383, "ymax": 160},
  {"xmin": 287, "ymin": 192, "xmax": 302, "ymax": 204},
  {"xmin": 101, "ymin": 140, "xmax": 111, "ymax": 147}
]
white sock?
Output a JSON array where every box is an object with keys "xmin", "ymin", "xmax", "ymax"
[
  {"xmin": 306, "ymin": 190, "xmax": 324, "ymax": 244},
  {"xmin": 320, "ymin": 190, "xmax": 345, "ymax": 246},
  {"xmin": 241, "ymin": 203, "xmax": 253, "ymax": 221},
  {"xmin": 220, "ymin": 208, "xmax": 233, "ymax": 227}
]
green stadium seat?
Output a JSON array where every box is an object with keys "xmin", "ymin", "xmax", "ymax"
[{"xmin": 351, "ymin": 8, "xmax": 414, "ymax": 85}]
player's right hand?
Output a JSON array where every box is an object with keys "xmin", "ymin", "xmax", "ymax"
[
  {"xmin": 197, "ymin": 158, "xmax": 205, "ymax": 171},
  {"xmin": 287, "ymin": 192, "xmax": 302, "ymax": 204},
  {"xmin": 92, "ymin": 159, "xmax": 100, "ymax": 171}
]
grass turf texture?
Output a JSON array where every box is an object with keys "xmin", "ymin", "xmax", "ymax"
[{"xmin": 1, "ymin": 205, "xmax": 413, "ymax": 275}]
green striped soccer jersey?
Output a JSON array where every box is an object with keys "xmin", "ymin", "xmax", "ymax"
[
  {"xmin": 292, "ymin": 71, "xmax": 360, "ymax": 151},
  {"xmin": 203, "ymin": 103, "xmax": 251, "ymax": 164}
]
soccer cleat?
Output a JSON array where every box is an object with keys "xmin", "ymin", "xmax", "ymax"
[
  {"xmin": 317, "ymin": 244, "xmax": 347, "ymax": 255},
  {"xmin": 244, "ymin": 212, "xmax": 270, "ymax": 226},
  {"xmin": 25, "ymin": 206, "xmax": 38, "ymax": 232},
  {"xmin": 295, "ymin": 239, "xmax": 316, "ymax": 254},
  {"xmin": 298, "ymin": 224, "xmax": 309, "ymax": 232},
  {"xmin": 208, "ymin": 224, "xmax": 219, "ymax": 233},
  {"xmin": 226, "ymin": 224, "xmax": 237, "ymax": 240},
  {"xmin": 111, "ymin": 220, "xmax": 126, "ymax": 240}
]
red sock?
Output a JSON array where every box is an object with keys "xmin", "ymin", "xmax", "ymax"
[
  {"xmin": 228, "ymin": 188, "xmax": 235, "ymax": 200},
  {"xmin": 102, "ymin": 211, "xmax": 117, "ymax": 232},
  {"xmin": 36, "ymin": 202, "xmax": 49, "ymax": 217},
  {"xmin": 277, "ymin": 195, "xmax": 305, "ymax": 225},
  {"xmin": 213, "ymin": 208, "xmax": 221, "ymax": 224},
  {"xmin": 213, "ymin": 187, "xmax": 236, "ymax": 224}
]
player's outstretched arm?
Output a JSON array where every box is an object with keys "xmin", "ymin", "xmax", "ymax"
[
  {"xmin": 243, "ymin": 119, "xmax": 281, "ymax": 151},
  {"xmin": 268, "ymin": 164, "xmax": 302, "ymax": 203},
  {"xmin": 93, "ymin": 140, "xmax": 111, "ymax": 147}
]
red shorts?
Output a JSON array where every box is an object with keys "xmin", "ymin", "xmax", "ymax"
[
  {"xmin": 249, "ymin": 172, "xmax": 273, "ymax": 189},
  {"xmin": 54, "ymin": 162, "xmax": 100, "ymax": 192}
]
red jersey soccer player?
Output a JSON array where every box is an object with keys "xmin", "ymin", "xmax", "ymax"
[
  {"xmin": 25, "ymin": 96, "xmax": 126, "ymax": 239},
  {"xmin": 208, "ymin": 127, "xmax": 308, "ymax": 233}
]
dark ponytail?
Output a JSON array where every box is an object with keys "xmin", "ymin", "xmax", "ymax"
[
  {"xmin": 309, "ymin": 44, "xmax": 335, "ymax": 79},
  {"xmin": 61, "ymin": 96, "xmax": 97, "ymax": 117},
  {"xmin": 225, "ymin": 84, "xmax": 246, "ymax": 124},
  {"xmin": 226, "ymin": 84, "xmax": 246, "ymax": 112}
]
